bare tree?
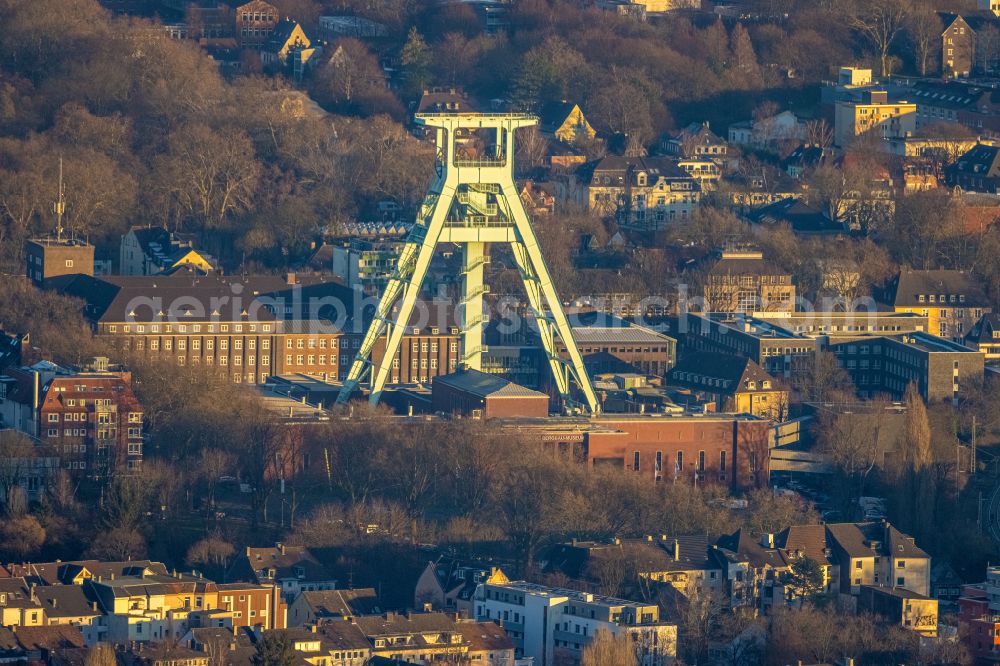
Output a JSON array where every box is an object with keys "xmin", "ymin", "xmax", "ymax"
[
  {"xmin": 0, "ymin": 431, "xmax": 36, "ymax": 515},
  {"xmin": 84, "ymin": 644, "xmax": 118, "ymax": 666},
  {"xmin": 803, "ymin": 119, "xmax": 834, "ymax": 150},
  {"xmin": 580, "ymin": 629, "xmax": 638, "ymax": 666},
  {"xmin": 850, "ymin": 0, "xmax": 909, "ymax": 77},
  {"xmin": 907, "ymin": 2, "xmax": 940, "ymax": 77}
]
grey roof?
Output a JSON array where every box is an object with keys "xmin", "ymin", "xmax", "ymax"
[
  {"xmin": 571, "ymin": 325, "xmax": 674, "ymax": 346},
  {"xmin": 891, "ymin": 269, "xmax": 989, "ymax": 308},
  {"xmin": 433, "ymin": 368, "xmax": 547, "ymax": 399},
  {"xmin": 299, "ymin": 588, "xmax": 379, "ymax": 617},
  {"xmin": 826, "ymin": 521, "xmax": 928, "ymax": 559},
  {"xmin": 668, "ymin": 352, "xmax": 775, "ymax": 395}
]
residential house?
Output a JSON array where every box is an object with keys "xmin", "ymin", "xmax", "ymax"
[
  {"xmin": 677, "ymin": 158, "xmax": 721, "ymax": 186},
  {"xmin": 416, "ymin": 88, "xmax": 477, "ymax": 115},
  {"xmin": 959, "ymin": 566, "xmax": 1000, "ymax": 661},
  {"xmin": 584, "ymin": 155, "xmax": 701, "ymax": 231},
  {"xmin": 702, "ymin": 248, "xmax": 796, "ymax": 314},
  {"xmin": 235, "ymin": 0, "xmax": 279, "ymax": 48},
  {"xmin": 12, "ymin": 363, "xmax": 146, "ymax": 476},
  {"xmin": 455, "ymin": 621, "xmax": 517, "ymax": 666},
  {"xmin": 0, "ymin": 578, "xmax": 47, "ymax": 628},
  {"xmin": 941, "ymin": 14, "xmax": 976, "ymax": 78},
  {"xmin": 981, "ymin": 0, "xmax": 1000, "ymax": 16},
  {"xmin": 946, "ymin": 142, "xmax": 1000, "ymax": 193},
  {"xmin": 474, "ymin": 580, "xmax": 677, "ymax": 666},
  {"xmin": 781, "ymin": 143, "xmax": 829, "ymax": 179},
  {"xmin": 886, "ymin": 269, "xmax": 991, "ymax": 341},
  {"xmin": 724, "ymin": 168, "xmax": 803, "ymax": 214},
  {"xmin": 727, "ymin": 111, "xmax": 805, "ymax": 151},
  {"xmin": 330, "ymin": 238, "xmax": 404, "ymax": 298},
  {"xmin": 746, "ymin": 198, "xmax": 846, "ymax": 236},
  {"xmin": 538, "ymin": 102, "xmax": 596, "ymax": 144},
  {"xmin": 520, "ymin": 180, "xmax": 556, "ymax": 216},
  {"xmin": 541, "ymin": 536, "xmax": 723, "ymax": 597},
  {"xmin": 661, "ymin": 122, "xmax": 729, "ymax": 161},
  {"xmin": 414, "ymin": 561, "xmax": 508, "ymax": 616},
  {"xmin": 312, "ymin": 621, "xmax": 372, "ymax": 666},
  {"xmin": 33, "ymin": 584, "xmax": 104, "ymax": 645},
  {"xmin": 120, "ymin": 227, "xmax": 214, "ymax": 276},
  {"xmin": 232, "ymin": 544, "xmax": 337, "ymax": 602},
  {"xmin": 834, "ymin": 90, "xmax": 917, "ymax": 148},
  {"xmin": 131, "ymin": 644, "xmax": 210, "ymax": 666},
  {"xmin": 859, "ymin": 586, "xmax": 939, "ymax": 637},
  {"xmin": 774, "ymin": 525, "xmax": 840, "ymax": 598},
  {"xmin": 965, "ymin": 313, "xmax": 1000, "ymax": 359},
  {"xmin": 667, "ymin": 352, "xmax": 788, "ymax": 419},
  {"xmin": 826, "ymin": 521, "xmax": 931, "ymax": 597},
  {"xmin": 354, "ymin": 612, "xmax": 470, "ymax": 663},
  {"xmin": 260, "ymin": 19, "xmax": 319, "ymax": 80},
  {"xmin": 287, "ymin": 589, "xmax": 380, "ymax": 627},
  {"xmin": 828, "ymin": 332, "xmax": 985, "ymax": 402},
  {"xmin": 710, "ymin": 530, "xmax": 790, "ymax": 613}
]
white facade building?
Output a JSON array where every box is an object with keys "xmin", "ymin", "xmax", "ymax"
[{"xmin": 475, "ymin": 581, "xmax": 676, "ymax": 666}]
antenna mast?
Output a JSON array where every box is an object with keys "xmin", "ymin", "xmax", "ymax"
[{"xmin": 53, "ymin": 157, "xmax": 66, "ymax": 242}]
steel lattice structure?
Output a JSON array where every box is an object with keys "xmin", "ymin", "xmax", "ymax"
[{"xmin": 336, "ymin": 113, "xmax": 599, "ymax": 413}]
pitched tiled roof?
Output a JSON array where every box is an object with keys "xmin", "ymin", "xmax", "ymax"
[
  {"xmin": 299, "ymin": 589, "xmax": 379, "ymax": 617},
  {"xmin": 669, "ymin": 352, "xmax": 775, "ymax": 394},
  {"xmin": 457, "ymin": 622, "xmax": 513, "ymax": 652},
  {"xmin": 966, "ymin": 313, "xmax": 1000, "ymax": 344},
  {"xmin": 775, "ymin": 525, "xmax": 833, "ymax": 565},
  {"xmin": 354, "ymin": 612, "xmax": 461, "ymax": 638},
  {"xmin": 713, "ymin": 529, "xmax": 787, "ymax": 570},
  {"xmin": 314, "ymin": 621, "xmax": 371, "ymax": 651},
  {"xmin": 747, "ymin": 198, "xmax": 844, "ymax": 234},
  {"xmin": 826, "ymin": 521, "xmax": 928, "ymax": 559},
  {"xmin": 242, "ymin": 545, "xmax": 334, "ymax": 584},
  {"xmin": 11, "ymin": 625, "xmax": 86, "ymax": 651},
  {"xmin": 34, "ymin": 585, "xmax": 100, "ymax": 619},
  {"xmin": 891, "ymin": 270, "xmax": 989, "ymax": 308}
]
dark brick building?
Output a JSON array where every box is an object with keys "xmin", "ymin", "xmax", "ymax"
[
  {"xmin": 432, "ymin": 369, "xmax": 550, "ymax": 418},
  {"xmin": 828, "ymin": 332, "xmax": 984, "ymax": 402}
]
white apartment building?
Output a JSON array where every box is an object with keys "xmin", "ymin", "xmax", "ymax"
[{"xmin": 474, "ymin": 581, "xmax": 676, "ymax": 666}]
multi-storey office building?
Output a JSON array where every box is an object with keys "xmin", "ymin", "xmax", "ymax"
[{"xmin": 828, "ymin": 332, "xmax": 985, "ymax": 402}]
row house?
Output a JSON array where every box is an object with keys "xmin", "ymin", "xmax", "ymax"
[
  {"xmin": 713, "ymin": 521, "xmax": 930, "ymax": 614},
  {"xmin": 0, "ymin": 360, "xmax": 144, "ymax": 476},
  {"xmin": 890, "ymin": 80, "xmax": 1000, "ymax": 134},
  {"xmin": 228, "ymin": 543, "xmax": 337, "ymax": 602}
]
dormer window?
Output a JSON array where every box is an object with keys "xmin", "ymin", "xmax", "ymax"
[
  {"xmin": 929, "ymin": 295, "xmax": 935, "ymax": 303},
  {"xmin": 746, "ymin": 381, "xmax": 757, "ymax": 390},
  {"xmin": 762, "ymin": 381, "xmax": 771, "ymax": 389},
  {"xmin": 918, "ymin": 295, "xmax": 925, "ymax": 303},
  {"xmin": 637, "ymin": 172, "xmax": 647, "ymax": 186}
]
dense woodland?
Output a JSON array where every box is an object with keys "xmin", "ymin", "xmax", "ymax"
[{"xmin": 3, "ymin": 0, "xmax": 1000, "ymax": 304}]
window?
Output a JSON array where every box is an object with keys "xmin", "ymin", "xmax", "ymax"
[
  {"xmin": 855, "ymin": 560, "xmax": 862, "ymax": 569},
  {"xmin": 48, "ymin": 413, "xmax": 59, "ymax": 423},
  {"xmin": 720, "ymin": 450, "xmax": 727, "ymax": 473},
  {"xmin": 897, "ymin": 560, "xmax": 906, "ymax": 568},
  {"xmin": 897, "ymin": 577, "xmax": 905, "ymax": 586},
  {"xmin": 633, "ymin": 451, "xmax": 640, "ymax": 471},
  {"xmin": 698, "ymin": 450, "xmax": 705, "ymax": 472}
]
